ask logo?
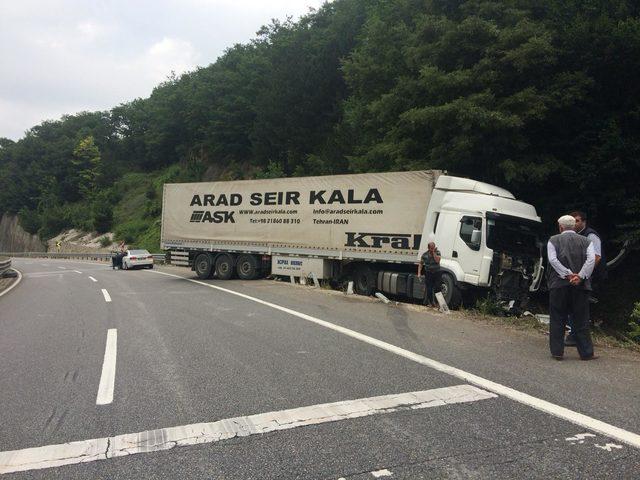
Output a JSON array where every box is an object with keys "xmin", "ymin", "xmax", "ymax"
[{"xmin": 189, "ymin": 210, "xmax": 235, "ymax": 224}]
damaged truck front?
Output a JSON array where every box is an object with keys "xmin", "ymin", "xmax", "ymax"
[{"xmin": 418, "ymin": 176, "xmax": 544, "ymax": 313}]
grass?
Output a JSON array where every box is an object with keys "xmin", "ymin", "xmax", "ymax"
[{"xmin": 111, "ymin": 171, "xmax": 162, "ymax": 251}]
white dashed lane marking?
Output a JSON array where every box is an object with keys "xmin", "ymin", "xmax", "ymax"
[
  {"xmin": 371, "ymin": 469, "xmax": 393, "ymax": 477},
  {"xmin": 88, "ymin": 276, "xmax": 97, "ymax": 282},
  {"xmin": 0, "ymin": 385, "xmax": 495, "ymax": 474},
  {"xmin": 95, "ymin": 329, "xmax": 117, "ymax": 406},
  {"xmin": 101, "ymin": 289, "xmax": 111, "ymax": 302}
]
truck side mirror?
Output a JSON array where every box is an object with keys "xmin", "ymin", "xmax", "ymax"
[{"xmin": 471, "ymin": 229, "xmax": 481, "ymax": 246}]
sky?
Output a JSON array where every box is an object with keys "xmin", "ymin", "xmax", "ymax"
[{"xmin": 0, "ymin": 0, "xmax": 326, "ymax": 141}]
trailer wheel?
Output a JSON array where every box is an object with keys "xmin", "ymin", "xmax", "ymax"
[
  {"xmin": 353, "ymin": 264, "xmax": 376, "ymax": 296},
  {"xmin": 215, "ymin": 253, "xmax": 236, "ymax": 280},
  {"xmin": 194, "ymin": 253, "xmax": 213, "ymax": 279},
  {"xmin": 236, "ymin": 254, "xmax": 259, "ymax": 280},
  {"xmin": 439, "ymin": 272, "xmax": 462, "ymax": 309}
]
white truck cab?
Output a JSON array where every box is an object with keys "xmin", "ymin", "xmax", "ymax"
[{"xmin": 419, "ymin": 176, "xmax": 544, "ymax": 310}]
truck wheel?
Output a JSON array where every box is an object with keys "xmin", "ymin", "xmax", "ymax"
[
  {"xmin": 194, "ymin": 253, "xmax": 213, "ymax": 279},
  {"xmin": 236, "ymin": 254, "xmax": 259, "ymax": 280},
  {"xmin": 215, "ymin": 253, "xmax": 236, "ymax": 280},
  {"xmin": 439, "ymin": 272, "xmax": 462, "ymax": 309},
  {"xmin": 353, "ymin": 264, "xmax": 376, "ymax": 296}
]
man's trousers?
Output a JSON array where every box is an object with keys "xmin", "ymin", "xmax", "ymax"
[
  {"xmin": 549, "ymin": 286, "xmax": 594, "ymax": 358},
  {"xmin": 423, "ymin": 271, "xmax": 440, "ymax": 306}
]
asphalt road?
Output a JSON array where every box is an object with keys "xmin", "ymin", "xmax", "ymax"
[{"xmin": 0, "ymin": 258, "xmax": 639, "ymax": 479}]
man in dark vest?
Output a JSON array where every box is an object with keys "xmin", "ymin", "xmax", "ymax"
[{"xmin": 546, "ymin": 215, "xmax": 597, "ymax": 360}]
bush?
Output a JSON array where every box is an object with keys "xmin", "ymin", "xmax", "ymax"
[
  {"xmin": 61, "ymin": 203, "xmax": 92, "ymax": 231},
  {"xmin": 18, "ymin": 207, "xmax": 40, "ymax": 234},
  {"xmin": 38, "ymin": 204, "xmax": 72, "ymax": 239},
  {"xmin": 98, "ymin": 235, "xmax": 112, "ymax": 248},
  {"xmin": 475, "ymin": 295, "xmax": 504, "ymax": 316},
  {"xmin": 145, "ymin": 185, "xmax": 157, "ymax": 200},
  {"xmin": 91, "ymin": 192, "xmax": 113, "ymax": 233},
  {"xmin": 629, "ymin": 302, "xmax": 640, "ymax": 342}
]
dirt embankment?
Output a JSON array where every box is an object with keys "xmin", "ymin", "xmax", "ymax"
[
  {"xmin": 46, "ymin": 230, "xmax": 114, "ymax": 253},
  {"xmin": 0, "ymin": 214, "xmax": 46, "ymax": 252},
  {"xmin": 0, "ymin": 213, "xmax": 116, "ymax": 254}
]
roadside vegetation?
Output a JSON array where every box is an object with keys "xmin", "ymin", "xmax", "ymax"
[{"xmin": 0, "ymin": 0, "xmax": 638, "ymax": 338}]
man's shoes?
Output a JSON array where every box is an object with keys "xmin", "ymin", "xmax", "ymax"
[
  {"xmin": 581, "ymin": 355, "xmax": 599, "ymax": 361},
  {"xmin": 551, "ymin": 355, "xmax": 563, "ymax": 361},
  {"xmin": 564, "ymin": 335, "xmax": 577, "ymax": 347}
]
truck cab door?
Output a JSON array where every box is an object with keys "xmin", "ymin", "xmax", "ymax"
[{"xmin": 452, "ymin": 215, "xmax": 484, "ymax": 285}]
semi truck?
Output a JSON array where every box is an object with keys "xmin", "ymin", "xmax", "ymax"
[{"xmin": 161, "ymin": 170, "xmax": 544, "ymax": 309}]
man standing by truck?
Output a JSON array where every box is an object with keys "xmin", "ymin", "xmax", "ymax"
[
  {"xmin": 547, "ymin": 215, "xmax": 597, "ymax": 360},
  {"xmin": 571, "ymin": 210, "xmax": 607, "ymax": 294},
  {"xmin": 418, "ymin": 241, "xmax": 441, "ymax": 307}
]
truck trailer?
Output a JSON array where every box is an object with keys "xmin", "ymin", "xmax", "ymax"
[{"xmin": 161, "ymin": 170, "xmax": 544, "ymax": 309}]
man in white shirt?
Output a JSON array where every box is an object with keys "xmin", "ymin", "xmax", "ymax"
[{"xmin": 546, "ymin": 215, "xmax": 597, "ymax": 360}]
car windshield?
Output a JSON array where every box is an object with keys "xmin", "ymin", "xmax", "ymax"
[
  {"xmin": 129, "ymin": 250, "xmax": 149, "ymax": 255},
  {"xmin": 486, "ymin": 212, "xmax": 541, "ymax": 256}
]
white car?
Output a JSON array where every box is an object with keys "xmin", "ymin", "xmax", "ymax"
[{"xmin": 122, "ymin": 249, "xmax": 154, "ymax": 270}]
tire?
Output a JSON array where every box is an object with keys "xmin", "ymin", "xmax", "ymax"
[
  {"xmin": 353, "ymin": 264, "xmax": 376, "ymax": 296},
  {"xmin": 194, "ymin": 253, "xmax": 213, "ymax": 279},
  {"xmin": 439, "ymin": 272, "xmax": 462, "ymax": 309},
  {"xmin": 236, "ymin": 254, "xmax": 259, "ymax": 280},
  {"xmin": 215, "ymin": 253, "xmax": 236, "ymax": 280},
  {"xmin": 148, "ymin": 265, "xmax": 154, "ymax": 269}
]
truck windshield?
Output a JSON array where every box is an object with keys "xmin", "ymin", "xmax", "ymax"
[{"xmin": 486, "ymin": 212, "xmax": 541, "ymax": 256}]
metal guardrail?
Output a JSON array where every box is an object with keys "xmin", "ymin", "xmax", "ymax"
[
  {"xmin": 0, "ymin": 252, "xmax": 166, "ymax": 264},
  {"xmin": 0, "ymin": 257, "xmax": 11, "ymax": 276}
]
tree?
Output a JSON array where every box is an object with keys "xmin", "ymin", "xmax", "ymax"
[{"xmin": 72, "ymin": 136, "xmax": 102, "ymax": 199}]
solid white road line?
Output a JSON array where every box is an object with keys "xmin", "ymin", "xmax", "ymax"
[
  {"xmin": 88, "ymin": 276, "xmax": 97, "ymax": 282},
  {"xmin": 101, "ymin": 289, "xmax": 111, "ymax": 302},
  {"xmin": 95, "ymin": 329, "xmax": 117, "ymax": 406},
  {"xmin": 0, "ymin": 384, "xmax": 494, "ymax": 474},
  {"xmin": 147, "ymin": 269, "xmax": 640, "ymax": 449},
  {"xmin": 0, "ymin": 269, "xmax": 22, "ymax": 298}
]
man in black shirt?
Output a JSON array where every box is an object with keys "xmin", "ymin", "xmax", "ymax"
[{"xmin": 418, "ymin": 242, "xmax": 441, "ymax": 307}]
